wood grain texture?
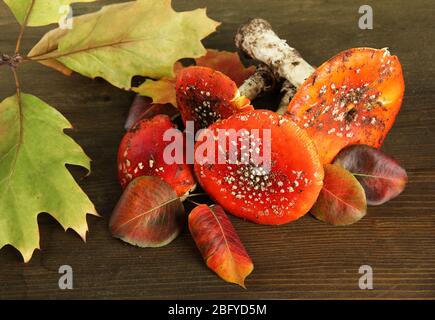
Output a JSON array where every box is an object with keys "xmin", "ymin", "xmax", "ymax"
[{"xmin": 0, "ymin": 0, "xmax": 435, "ymax": 299}]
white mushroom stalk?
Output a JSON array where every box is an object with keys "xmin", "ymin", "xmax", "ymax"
[
  {"xmin": 277, "ymin": 81, "xmax": 297, "ymax": 114},
  {"xmin": 238, "ymin": 63, "xmax": 278, "ymax": 100},
  {"xmin": 235, "ymin": 18, "xmax": 315, "ymax": 113}
]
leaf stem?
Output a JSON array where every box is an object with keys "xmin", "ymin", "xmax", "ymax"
[
  {"xmin": 112, "ymin": 196, "xmax": 180, "ymax": 232},
  {"xmin": 113, "ymin": 191, "xmax": 209, "ymax": 232},
  {"xmin": 15, "ymin": 0, "xmax": 36, "ymax": 54},
  {"xmin": 186, "ymin": 198, "xmax": 201, "ymax": 206},
  {"xmin": 186, "ymin": 193, "xmax": 208, "ymax": 198},
  {"xmin": 12, "ymin": 67, "xmax": 20, "ymax": 96},
  {"xmin": 11, "ymin": 67, "xmax": 24, "ymax": 144},
  {"xmin": 27, "ymin": 38, "xmax": 143, "ymax": 61},
  {"xmin": 2, "ymin": 67, "xmax": 25, "ymax": 193},
  {"xmin": 351, "ymin": 172, "xmax": 397, "ymax": 181}
]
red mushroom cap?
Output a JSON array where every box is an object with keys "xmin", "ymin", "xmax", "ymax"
[
  {"xmin": 176, "ymin": 66, "xmax": 253, "ymax": 131},
  {"xmin": 194, "ymin": 109, "xmax": 324, "ymax": 225},
  {"xmin": 288, "ymin": 47, "xmax": 405, "ymax": 164},
  {"xmin": 118, "ymin": 114, "xmax": 196, "ymax": 197}
]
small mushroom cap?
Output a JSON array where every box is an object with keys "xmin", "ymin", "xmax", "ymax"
[
  {"xmin": 175, "ymin": 66, "xmax": 253, "ymax": 131},
  {"xmin": 118, "ymin": 114, "xmax": 196, "ymax": 197}
]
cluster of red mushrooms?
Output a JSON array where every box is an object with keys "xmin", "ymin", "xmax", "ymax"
[{"xmin": 109, "ymin": 19, "xmax": 406, "ymax": 285}]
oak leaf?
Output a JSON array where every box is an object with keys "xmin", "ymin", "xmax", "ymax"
[
  {"xmin": 0, "ymin": 93, "xmax": 98, "ymax": 262},
  {"xmin": 4, "ymin": 0, "xmax": 96, "ymax": 27},
  {"xmin": 28, "ymin": 0, "xmax": 220, "ymax": 89}
]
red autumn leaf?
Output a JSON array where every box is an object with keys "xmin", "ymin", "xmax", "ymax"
[
  {"xmin": 195, "ymin": 49, "xmax": 256, "ymax": 86},
  {"xmin": 188, "ymin": 204, "xmax": 254, "ymax": 288},
  {"xmin": 124, "ymin": 95, "xmax": 179, "ymax": 130},
  {"xmin": 311, "ymin": 164, "xmax": 367, "ymax": 226},
  {"xmin": 333, "ymin": 145, "xmax": 408, "ymax": 205},
  {"xmin": 110, "ymin": 176, "xmax": 185, "ymax": 247}
]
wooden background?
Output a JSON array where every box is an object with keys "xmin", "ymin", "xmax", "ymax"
[{"xmin": 0, "ymin": 0, "xmax": 434, "ymax": 299}]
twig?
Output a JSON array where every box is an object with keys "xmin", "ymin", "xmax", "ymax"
[
  {"xmin": 15, "ymin": 0, "xmax": 36, "ymax": 54},
  {"xmin": 0, "ymin": 54, "xmax": 10, "ymax": 67},
  {"xmin": 11, "ymin": 67, "xmax": 24, "ymax": 144},
  {"xmin": 4, "ymin": 67, "xmax": 25, "ymax": 189},
  {"xmin": 11, "ymin": 67, "xmax": 20, "ymax": 97}
]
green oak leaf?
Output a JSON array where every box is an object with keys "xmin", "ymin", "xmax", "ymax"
[
  {"xmin": 0, "ymin": 93, "xmax": 98, "ymax": 262},
  {"xmin": 4, "ymin": 0, "xmax": 96, "ymax": 27},
  {"xmin": 27, "ymin": 0, "xmax": 220, "ymax": 89}
]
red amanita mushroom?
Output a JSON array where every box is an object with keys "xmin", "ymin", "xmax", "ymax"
[
  {"xmin": 118, "ymin": 114, "xmax": 196, "ymax": 198},
  {"xmin": 175, "ymin": 66, "xmax": 253, "ymax": 131},
  {"xmin": 235, "ymin": 20, "xmax": 404, "ymax": 164},
  {"xmin": 288, "ymin": 48, "xmax": 404, "ymax": 164},
  {"xmin": 194, "ymin": 109, "xmax": 324, "ymax": 225}
]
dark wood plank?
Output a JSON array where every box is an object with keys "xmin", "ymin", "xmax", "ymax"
[{"xmin": 0, "ymin": 0, "xmax": 434, "ymax": 299}]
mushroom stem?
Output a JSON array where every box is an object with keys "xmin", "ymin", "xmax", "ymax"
[
  {"xmin": 238, "ymin": 63, "xmax": 278, "ymax": 100},
  {"xmin": 235, "ymin": 18, "xmax": 315, "ymax": 87},
  {"xmin": 276, "ymin": 81, "xmax": 297, "ymax": 114},
  {"xmin": 235, "ymin": 18, "xmax": 317, "ymax": 112}
]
